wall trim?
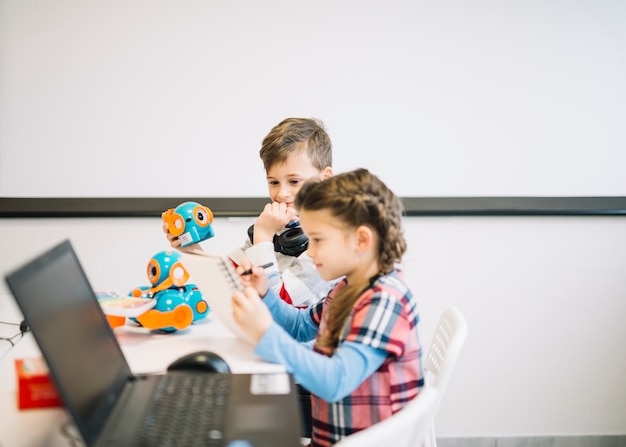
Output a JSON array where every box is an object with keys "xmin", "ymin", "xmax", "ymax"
[{"xmin": 1, "ymin": 197, "xmax": 625, "ymax": 218}]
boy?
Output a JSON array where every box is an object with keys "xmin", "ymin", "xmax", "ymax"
[
  {"xmin": 163, "ymin": 117, "xmax": 333, "ymax": 439},
  {"xmin": 229, "ymin": 117, "xmax": 334, "ymax": 308},
  {"xmin": 164, "ymin": 117, "xmax": 334, "ymax": 307}
]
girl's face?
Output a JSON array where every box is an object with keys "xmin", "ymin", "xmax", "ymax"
[
  {"xmin": 299, "ymin": 208, "xmax": 361, "ymax": 282},
  {"xmin": 265, "ymin": 151, "xmax": 331, "ymax": 208}
]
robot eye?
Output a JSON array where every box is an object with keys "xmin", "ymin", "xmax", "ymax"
[
  {"xmin": 167, "ymin": 214, "xmax": 185, "ymax": 237},
  {"xmin": 193, "ymin": 206, "xmax": 213, "ymax": 227},
  {"xmin": 147, "ymin": 260, "xmax": 161, "ymax": 284},
  {"xmin": 169, "ymin": 262, "xmax": 190, "ymax": 287}
]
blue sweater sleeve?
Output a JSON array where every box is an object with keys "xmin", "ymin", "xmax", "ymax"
[
  {"xmin": 262, "ymin": 287, "xmax": 319, "ymax": 342},
  {"xmin": 254, "ymin": 323, "xmax": 387, "ymax": 402}
]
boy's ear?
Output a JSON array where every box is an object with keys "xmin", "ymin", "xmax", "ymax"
[{"xmin": 321, "ymin": 167, "xmax": 333, "ymax": 180}]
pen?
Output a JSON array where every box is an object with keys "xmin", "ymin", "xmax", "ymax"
[{"xmin": 240, "ymin": 262, "xmax": 274, "ymax": 276}]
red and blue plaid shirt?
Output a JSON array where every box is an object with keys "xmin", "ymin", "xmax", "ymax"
[{"xmin": 308, "ymin": 270, "xmax": 423, "ymax": 446}]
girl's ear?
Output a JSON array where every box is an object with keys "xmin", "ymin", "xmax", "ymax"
[{"xmin": 355, "ymin": 225, "xmax": 374, "ymax": 251}]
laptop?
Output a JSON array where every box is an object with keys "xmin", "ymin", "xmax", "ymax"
[{"xmin": 4, "ymin": 239, "xmax": 301, "ymax": 447}]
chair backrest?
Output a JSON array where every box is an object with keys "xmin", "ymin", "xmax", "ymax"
[
  {"xmin": 334, "ymin": 307, "xmax": 468, "ymax": 447},
  {"xmin": 333, "ymin": 386, "xmax": 440, "ymax": 447},
  {"xmin": 424, "ymin": 306, "xmax": 468, "ymax": 393},
  {"xmin": 423, "ymin": 306, "xmax": 468, "ymax": 447}
]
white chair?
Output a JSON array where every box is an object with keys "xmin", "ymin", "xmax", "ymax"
[
  {"xmin": 334, "ymin": 307, "xmax": 468, "ymax": 447},
  {"xmin": 424, "ymin": 306, "xmax": 468, "ymax": 447},
  {"xmin": 333, "ymin": 386, "xmax": 440, "ymax": 447}
]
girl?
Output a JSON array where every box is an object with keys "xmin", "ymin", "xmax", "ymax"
[{"xmin": 232, "ymin": 168, "xmax": 424, "ymax": 447}]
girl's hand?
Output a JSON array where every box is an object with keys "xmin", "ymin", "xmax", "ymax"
[
  {"xmin": 232, "ymin": 287, "xmax": 273, "ymax": 343},
  {"xmin": 237, "ymin": 259, "xmax": 270, "ymax": 297}
]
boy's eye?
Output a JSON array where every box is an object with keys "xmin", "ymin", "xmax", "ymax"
[
  {"xmin": 289, "ymin": 179, "xmax": 301, "ymax": 185},
  {"xmin": 268, "ymin": 180, "xmax": 279, "ymax": 186}
]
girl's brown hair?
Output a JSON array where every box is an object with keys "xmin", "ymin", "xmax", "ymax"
[{"xmin": 294, "ymin": 168, "xmax": 407, "ymax": 352}]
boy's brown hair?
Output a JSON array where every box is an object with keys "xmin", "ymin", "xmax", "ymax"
[{"xmin": 259, "ymin": 118, "xmax": 332, "ymax": 172}]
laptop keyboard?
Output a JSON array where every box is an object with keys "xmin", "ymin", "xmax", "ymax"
[{"xmin": 137, "ymin": 373, "xmax": 232, "ymax": 447}]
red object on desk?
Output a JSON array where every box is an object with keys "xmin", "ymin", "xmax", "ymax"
[{"xmin": 15, "ymin": 357, "xmax": 62, "ymax": 410}]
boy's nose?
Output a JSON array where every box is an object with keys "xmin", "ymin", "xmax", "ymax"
[{"xmin": 278, "ymin": 184, "xmax": 292, "ymax": 198}]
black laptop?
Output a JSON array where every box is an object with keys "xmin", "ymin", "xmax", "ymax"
[{"xmin": 5, "ymin": 239, "xmax": 301, "ymax": 447}]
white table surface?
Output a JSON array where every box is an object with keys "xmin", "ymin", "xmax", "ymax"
[{"xmin": 0, "ymin": 293, "xmax": 283, "ymax": 447}]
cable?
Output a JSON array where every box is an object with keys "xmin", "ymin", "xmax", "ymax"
[
  {"xmin": 0, "ymin": 320, "xmax": 28, "ymax": 360},
  {"xmin": 0, "ymin": 320, "xmax": 28, "ymax": 331},
  {"xmin": 0, "ymin": 320, "xmax": 28, "ymax": 343},
  {"xmin": 0, "ymin": 320, "xmax": 21, "ymax": 327}
]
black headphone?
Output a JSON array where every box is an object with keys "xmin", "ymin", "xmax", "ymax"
[{"xmin": 247, "ymin": 223, "xmax": 309, "ymax": 257}]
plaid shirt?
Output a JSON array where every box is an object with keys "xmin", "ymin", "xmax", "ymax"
[{"xmin": 308, "ymin": 270, "xmax": 423, "ymax": 446}]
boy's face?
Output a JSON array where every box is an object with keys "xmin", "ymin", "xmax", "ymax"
[{"xmin": 266, "ymin": 150, "xmax": 332, "ymax": 208}]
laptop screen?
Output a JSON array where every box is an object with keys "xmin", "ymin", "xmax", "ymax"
[{"xmin": 5, "ymin": 240, "xmax": 132, "ymax": 444}]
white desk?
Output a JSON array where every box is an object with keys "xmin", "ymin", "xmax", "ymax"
[{"xmin": 0, "ymin": 293, "xmax": 284, "ymax": 447}]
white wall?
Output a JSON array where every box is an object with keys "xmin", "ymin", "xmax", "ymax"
[
  {"xmin": 2, "ymin": 0, "xmax": 625, "ymax": 438},
  {"xmin": 1, "ymin": 0, "xmax": 626, "ymax": 198},
  {"xmin": 1, "ymin": 216, "xmax": 625, "ymax": 437}
]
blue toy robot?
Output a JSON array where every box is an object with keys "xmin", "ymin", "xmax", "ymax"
[
  {"xmin": 162, "ymin": 201, "xmax": 215, "ymax": 247},
  {"xmin": 130, "ymin": 250, "xmax": 210, "ymax": 332}
]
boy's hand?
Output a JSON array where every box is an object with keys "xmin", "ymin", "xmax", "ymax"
[
  {"xmin": 232, "ymin": 287, "xmax": 273, "ymax": 343},
  {"xmin": 252, "ymin": 202, "xmax": 297, "ymax": 244},
  {"xmin": 161, "ymin": 221, "xmax": 203, "ymax": 253}
]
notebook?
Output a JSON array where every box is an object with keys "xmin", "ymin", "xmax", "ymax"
[
  {"xmin": 180, "ymin": 251, "xmax": 256, "ymax": 345},
  {"xmin": 4, "ymin": 240, "xmax": 301, "ymax": 447}
]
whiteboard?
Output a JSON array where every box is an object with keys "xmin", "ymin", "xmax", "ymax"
[{"xmin": 1, "ymin": 0, "xmax": 625, "ymax": 200}]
